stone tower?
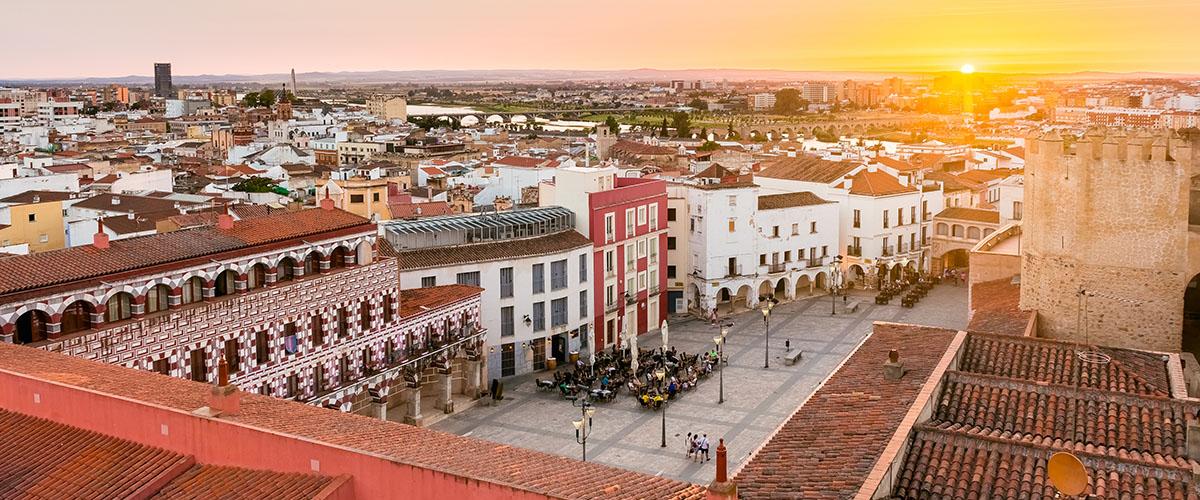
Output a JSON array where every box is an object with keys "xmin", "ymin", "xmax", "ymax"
[
  {"xmin": 1020, "ymin": 128, "xmax": 1196, "ymax": 351},
  {"xmin": 594, "ymin": 123, "xmax": 617, "ymax": 161}
]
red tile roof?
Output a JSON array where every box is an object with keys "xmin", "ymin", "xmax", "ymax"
[
  {"xmin": 756, "ymin": 191, "xmax": 832, "ymax": 210},
  {"xmin": 936, "ymin": 206, "xmax": 1000, "ymax": 224},
  {"xmin": 845, "ymin": 169, "xmax": 915, "ymax": 196},
  {"xmin": 757, "ymin": 155, "xmax": 859, "ymax": 184},
  {"xmin": 610, "ymin": 140, "xmax": 677, "ymax": 156},
  {"xmin": 398, "ymin": 284, "xmax": 483, "ymax": 317},
  {"xmin": 0, "ymin": 343, "xmax": 706, "ymax": 500},
  {"xmin": 387, "ymin": 201, "xmax": 454, "ymax": 219},
  {"xmin": 0, "ymin": 409, "xmax": 340, "ymax": 499},
  {"xmin": 0, "ymin": 208, "xmax": 371, "ymax": 297},
  {"xmin": 967, "ymin": 276, "xmax": 1032, "ymax": 336},
  {"xmin": 734, "ymin": 323, "xmax": 959, "ymax": 500}
]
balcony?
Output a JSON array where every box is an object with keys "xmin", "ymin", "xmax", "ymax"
[
  {"xmin": 806, "ymin": 257, "xmax": 825, "ymax": 268},
  {"xmin": 767, "ymin": 263, "xmax": 786, "ymax": 273},
  {"xmin": 846, "ymin": 245, "xmax": 862, "ymax": 257},
  {"xmin": 605, "ymin": 301, "xmax": 620, "ymax": 314},
  {"xmin": 881, "ymin": 246, "xmax": 895, "ymax": 257},
  {"xmin": 724, "ymin": 265, "xmax": 744, "ymax": 278},
  {"xmin": 649, "ymin": 285, "xmax": 660, "ymax": 295},
  {"xmin": 923, "ymin": 212, "xmax": 932, "ymax": 222}
]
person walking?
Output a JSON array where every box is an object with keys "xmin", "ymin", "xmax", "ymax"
[
  {"xmin": 685, "ymin": 432, "xmax": 694, "ymax": 459},
  {"xmin": 701, "ymin": 434, "xmax": 711, "ymax": 462}
]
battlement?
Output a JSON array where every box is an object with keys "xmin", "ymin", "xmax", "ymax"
[{"xmin": 1026, "ymin": 127, "xmax": 1195, "ymax": 166}]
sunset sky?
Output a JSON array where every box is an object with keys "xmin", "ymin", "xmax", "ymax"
[{"xmin": 4, "ymin": 0, "xmax": 1199, "ymax": 79}]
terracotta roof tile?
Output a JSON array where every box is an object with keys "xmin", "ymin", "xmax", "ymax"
[
  {"xmin": 610, "ymin": 140, "xmax": 677, "ymax": 156},
  {"xmin": 757, "ymin": 155, "xmax": 859, "ymax": 184},
  {"xmin": 152, "ymin": 465, "xmax": 342, "ymax": 500},
  {"xmin": 756, "ymin": 191, "xmax": 832, "ymax": 210},
  {"xmin": 398, "ymin": 284, "xmax": 483, "ymax": 317},
  {"xmin": 734, "ymin": 323, "xmax": 958, "ymax": 500},
  {"xmin": 937, "ymin": 206, "xmax": 1000, "ymax": 224},
  {"xmin": 967, "ymin": 277, "xmax": 1031, "ymax": 335},
  {"xmin": 0, "ymin": 208, "xmax": 371, "ymax": 297},
  {"xmin": 847, "ymin": 170, "xmax": 916, "ymax": 196},
  {"xmin": 0, "ymin": 344, "xmax": 706, "ymax": 500}
]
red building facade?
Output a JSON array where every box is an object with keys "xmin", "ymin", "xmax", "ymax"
[{"xmin": 588, "ymin": 176, "xmax": 668, "ymax": 349}]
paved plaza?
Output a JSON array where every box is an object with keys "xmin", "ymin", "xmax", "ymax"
[{"xmin": 432, "ymin": 284, "xmax": 969, "ymax": 484}]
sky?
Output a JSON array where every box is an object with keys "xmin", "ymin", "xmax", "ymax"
[{"xmin": 4, "ymin": 0, "xmax": 1199, "ymax": 79}]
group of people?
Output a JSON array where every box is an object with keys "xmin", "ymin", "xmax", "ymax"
[{"xmin": 685, "ymin": 432, "xmax": 712, "ymax": 462}]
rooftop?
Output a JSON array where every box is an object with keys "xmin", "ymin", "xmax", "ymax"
[
  {"xmin": 935, "ymin": 206, "xmax": 1001, "ymax": 224},
  {"xmin": 756, "ymin": 191, "xmax": 832, "ymax": 210},
  {"xmin": 382, "ymin": 206, "xmax": 575, "ymax": 250},
  {"xmin": 387, "ymin": 229, "xmax": 592, "ymax": 271},
  {"xmin": 756, "ymin": 155, "xmax": 860, "ymax": 184}
]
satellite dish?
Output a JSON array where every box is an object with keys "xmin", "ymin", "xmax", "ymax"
[{"xmin": 1047, "ymin": 452, "xmax": 1088, "ymax": 497}]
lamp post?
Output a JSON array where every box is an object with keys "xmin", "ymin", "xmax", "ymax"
[
  {"xmin": 713, "ymin": 324, "xmax": 728, "ymax": 404},
  {"xmin": 655, "ymin": 367, "xmax": 667, "ymax": 447},
  {"xmin": 571, "ymin": 398, "xmax": 596, "ymax": 462},
  {"xmin": 829, "ymin": 255, "xmax": 843, "ymax": 315},
  {"xmin": 760, "ymin": 297, "xmax": 775, "ymax": 369}
]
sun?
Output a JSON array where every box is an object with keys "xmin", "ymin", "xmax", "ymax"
[{"xmin": 960, "ymin": 63, "xmax": 976, "ymax": 74}]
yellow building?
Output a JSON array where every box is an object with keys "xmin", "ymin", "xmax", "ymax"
[
  {"xmin": 0, "ymin": 191, "xmax": 70, "ymax": 253},
  {"xmin": 366, "ymin": 96, "xmax": 408, "ymax": 122},
  {"xmin": 317, "ymin": 177, "xmax": 394, "ymax": 221}
]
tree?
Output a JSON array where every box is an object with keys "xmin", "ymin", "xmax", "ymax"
[
  {"xmin": 604, "ymin": 115, "xmax": 620, "ymax": 135},
  {"xmin": 698, "ymin": 140, "xmax": 720, "ymax": 151},
  {"xmin": 232, "ymin": 176, "xmax": 276, "ymax": 193},
  {"xmin": 773, "ymin": 88, "xmax": 804, "ymax": 115},
  {"xmin": 687, "ymin": 98, "xmax": 708, "ymax": 111},
  {"xmin": 671, "ymin": 111, "xmax": 691, "ymax": 138},
  {"xmin": 700, "ymin": 127, "xmax": 708, "ymax": 140},
  {"xmin": 660, "ymin": 116, "xmax": 670, "ymax": 137},
  {"xmin": 241, "ymin": 92, "xmax": 260, "ymax": 107},
  {"xmin": 258, "ymin": 88, "xmax": 278, "ymax": 107}
]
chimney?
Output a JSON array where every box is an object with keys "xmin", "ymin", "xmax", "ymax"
[
  {"xmin": 111, "ymin": 196, "xmax": 121, "ymax": 206},
  {"xmin": 883, "ymin": 349, "xmax": 904, "ymax": 380},
  {"xmin": 204, "ymin": 358, "xmax": 240, "ymax": 417},
  {"xmin": 320, "ymin": 190, "xmax": 335, "ymax": 210},
  {"xmin": 93, "ymin": 219, "xmax": 109, "ymax": 249},
  {"xmin": 1188, "ymin": 418, "xmax": 1200, "ymax": 461},
  {"xmin": 706, "ymin": 438, "xmax": 737, "ymax": 499},
  {"xmin": 217, "ymin": 204, "xmax": 234, "ymax": 230}
]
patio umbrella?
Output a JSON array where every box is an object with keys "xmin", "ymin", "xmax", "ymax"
[
  {"xmin": 661, "ymin": 320, "xmax": 669, "ymax": 352},
  {"xmin": 629, "ymin": 324, "xmax": 639, "ymax": 374}
]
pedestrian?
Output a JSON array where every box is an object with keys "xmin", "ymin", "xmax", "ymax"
[
  {"xmin": 690, "ymin": 433, "xmax": 700, "ymax": 462},
  {"xmin": 701, "ymin": 434, "xmax": 711, "ymax": 462},
  {"xmin": 785, "ymin": 339, "xmax": 791, "ymax": 352},
  {"xmin": 685, "ymin": 432, "xmax": 693, "ymax": 459}
]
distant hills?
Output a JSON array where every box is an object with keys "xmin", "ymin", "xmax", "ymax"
[{"xmin": 4, "ymin": 68, "xmax": 1197, "ymax": 86}]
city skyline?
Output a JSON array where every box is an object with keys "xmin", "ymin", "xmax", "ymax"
[{"xmin": 4, "ymin": 0, "xmax": 1200, "ymax": 79}]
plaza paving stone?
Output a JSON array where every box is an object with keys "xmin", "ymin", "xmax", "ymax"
[{"xmin": 432, "ymin": 283, "xmax": 969, "ymax": 484}]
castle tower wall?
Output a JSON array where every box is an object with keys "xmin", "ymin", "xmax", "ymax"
[{"xmin": 1020, "ymin": 129, "xmax": 1191, "ymax": 351}]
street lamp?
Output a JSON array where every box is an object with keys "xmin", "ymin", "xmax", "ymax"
[
  {"xmin": 759, "ymin": 297, "xmax": 775, "ymax": 369},
  {"xmin": 713, "ymin": 324, "xmax": 728, "ymax": 404},
  {"xmin": 655, "ymin": 367, "xmax": 667, "ymax": 448},
  {"xmin": 829, "ymin": 255, "xmax": 844, "ymax": 315},
  {"xmin": 571, "ymin": 398, "xmax": 596, "ymax": 461}
]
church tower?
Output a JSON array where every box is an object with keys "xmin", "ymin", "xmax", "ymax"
[{"xmin": 1020, "ymin": 128, "xmax": 1196, "ymax": 351}]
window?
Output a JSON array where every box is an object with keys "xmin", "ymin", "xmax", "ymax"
[
  {"xmin": 501, "ymin": 306, "xmax": 514, "ymax": 337},
  {"xmin": 224, "ymin": 338, "xmax": 240, "ymax": 374},
  {"xmin": 667, "ymin": 237, "xmax": 676, "ymax": 250},
  {"xmin": 190, "ymin": 349, "xmax": 207, "ymax": 382},
  {"xmin": 105, "ymin": 293, "xmax": 132, "ymax": 323},
  {"xmin": 283, "ymin": 323, "xmax": 299, "ymax": 354},
  {"xmin": 648, "ymin": 203, "xmax": 658, "ymax": 230},
  {"xmin": 625, "ymin": 243, "xmax": 634, "ymax": 271},
  {"xmin": 532, "ymin": 264, "xmax": 545, "ymax": 294},
  {"xmin": 551, "ymin": 260, "xmax": 567, "ymax": 290},
  {"xmin": 799, "ymin": 248, "xmax": 806, "ymax": 259},
  {"xmin": 638, "ymin": 271, "xmax": 647, "ymax": 291},
  {"xmin": 551, "ymin": 297, "xmax": 568, "ymax": 327},
  {"xmin": 637, "ymin": 239, "xmax": 647, "ymax": 258},
  {"xmin": 256, "ymin": 330, "xmax": 270, "ymax": 364},
  {"xmin": 853, "ymin": 209, "xmax": 861, "ymax": 228},
  {"xmin": 604, "ymin": 250, "xmax": 614, "ymax": 274},
  {"xmin": 350, "ymin": 194, "xmax": 364, "ymax": 203},
  {"xmin": 822, "ymin": 245, "xmax": 828, "ymax": 257},
  {"xmin": 667, "ymin": 207, "xmax": 677, "ymax": 221},
  {"xmin": 667, "ymin": 265, "xmax": 676, "ymax": 279},
  {"xmin": 604, "ymin": 213, "xmax": 615, "ymax": 242},
  {"xmin": 898, "ymin": 208, "xmax": 905, "ymax": 225},
  {"xmin": 882, "ymin": 210, "xmax": 889, "ymax": 228},
  {"xmin": 153, "ymin": 358, "xmax": 170, "ymax": 375},
  {"xmin": 500, "ymin": 267, "xmax": 514, "ymax": 298},
  {"xmin": 146, "ymin": 285, "xmax": 170, "ymax": 314},
  {"xmin": 637, "ymin": 205, "xmax": 647, "ymax": 225},
  {"xmin": 501, "ymin": 343, "xmax": 515, "ymax": 377},
  {"xmin": 727, "ymin": 195, "xmax": 737, "ymax": 206},
  {"xmin": 810, "ymin": 221, "xmax": 817, "ymax": 234},
  {"xmin": 314, "ymin": 365, "xmax": 325, "ymax": 392},
  {"xmin": 338, "ymin": 308, "xmax": 349, "ymax": 338},
  {"xmin": 421, "ymin": 276, "xmax": 436, "ymax": 287},
  {"xmin": 922, "ymin": 200, "xmax": 929, "ymax": 220},
  {"xmin": 383, "ymin": 296, "xmax": 394, "ymax": 324},
  {"xmin": 1013, "ymin": 201, "xmax": 1023, "ymax": 220},
  {"xmin": 910, "ymin": 206, "xmax": 916, "ymax": 224},
  {"xmin": 791, "ymin": 223, "xmax": 799, "ymax": 235},
  {"xmin": 312, "ymin": 314, "xmax": 324, "ymax": 346},
  {"xmin": 784, "ymin": 251, "xmax": 791, "ymax": 262},
  {"xmin": 361, "ymin": 301, "xmax": 373, "ymax": 331},
  {"xmin": 648, "ymin": 240, "xmax": 658, "ymax": 263},
  {"xmin": 181, "ymin": 276, "xmax": 202, "ymax": 304},
  {"xmin": 579, "ymin": 254, "xmax": 588, "ymax": 283},
  {"xmin": 649, "ymin": 269, "xmax": 657, "ymax": 291},
  {"xmin": 373, "ymin": 192, "xmax": 380, "ymax": 202},
  {"xmin": 606, "ymin": 284, "xmax": 615, "ymax": 306},
  {"xmin": 287, "ymin": 374, "xmax": 299, "ymax": 398},
  {"xmin": 772, "ymin": 226, "xmax": 780, "ymax": 237},
  {"xmin": 759, "ymin": 254, "xmax": 767, "ymax": 265},
  {"xmin": 625, "ymin": 208, "xmax": 635, "ymax": 237},
  {"xmin": 532, "ymin": 302, "xmax": 545, "ymax": 331},
  {"xmin": 728, "ymin": 219, "xmax": 735, "ymax": 232},
  {"xmin": 27, "ymin": 213, "xmax": 35, "ymax": 222},
  {"xmin": 456, "ymin": 271, "xmax": 480, "ymax": 287},
  {"xmin": 580, "ymin": 290, "xmax": 588, "ymax": 318}
]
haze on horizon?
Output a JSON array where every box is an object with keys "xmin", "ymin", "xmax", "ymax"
[{"xmin": 4, "ymin": 0, "xmax": 1199, "ymax": 79}]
